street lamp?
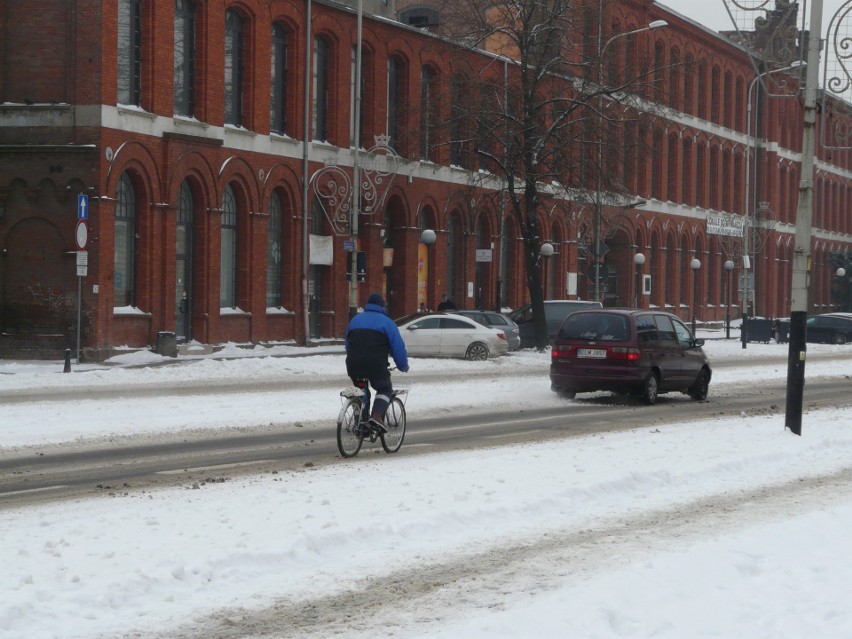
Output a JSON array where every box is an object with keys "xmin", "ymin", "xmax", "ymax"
[
  {"xmin": 540, "ymin": 242, "xmax": 554, "ymax": 300},
  {"xmin": 420, "ymin": 229, "xmax": 436, "ymax": 311},
  {"xmin": 724, "ymin": 260, "xmax": 734, "ymax": 339},
  {"xmin": 837, "ymin": 267, "xmax": 848, "ymax": 312},
  {"xmin": 593, "ymin": 18, "xmax": 668, "ymax": 303},
  {"xmin": 690, "ymin": 257, "xmax": 701, "ymax": 335},
  {"xmin": 633, "ymin": 252, "xmax": 645, "ymax": 308},
  {"xmin": 742, "ymin": 60, "xmax": 805, "ymax": 326}
]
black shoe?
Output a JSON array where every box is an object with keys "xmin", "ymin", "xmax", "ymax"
[
  {"xmin": 368, "ymin": 418, "xmax": 388, "ymax": 434},
  {"xmin": 353, "ymin": 424, "xmax": 369, "ymax": 438}
]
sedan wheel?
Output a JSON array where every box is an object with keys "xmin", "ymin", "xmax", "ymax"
[
  {"xmin": 465, "ymin": 342, "xmax": 489, "ymax": 361},
  {"xmin": 832, "ymin": 333, "xmax": 848, "ymax": 345}
]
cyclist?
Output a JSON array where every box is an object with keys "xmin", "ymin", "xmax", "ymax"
[{"xmin": 345, "ymin": 292, "xmax": 409, "ymax": 434}]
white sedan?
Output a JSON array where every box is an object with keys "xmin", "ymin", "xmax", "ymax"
[{"xmin": 395, "ymin": 313, "xmax": 509, "ymax": 360}]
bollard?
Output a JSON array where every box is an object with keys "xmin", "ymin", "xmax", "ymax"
[{"xmin": 63, "ymin": 349, "xmax": 71, "ymax": 373}]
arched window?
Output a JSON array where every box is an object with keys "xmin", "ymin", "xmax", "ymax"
[
  {"xmin": 653, "ymin": 41, "xmax": 665, "ymax": 102},
  {"xmin": 313, "ymin": 36, "xmax": 331, "ymax": 141},
  {"xmin": 176, "ymin": 180, "xmax": 194, "ymax": 339},
  {"xmin": 651, "ymin": 129, "xmax": 663, "ymax": 199},
  {"xmin": 225, "ymin": 9, "xmax": 244, "ymax": 126},
  {"xmin": 723, "ymin": 71, "xmax": 733, "ymax": 128},
  {"xmin": 174, "ymin": 0, "xmax": 196, "ymax": 117},
  {"xmin": 220, "ymin": 185, "xmax": 238, "ymax": 308},
  {"xmin": 682, "ymin": 138, "xmax": 693, "ymax": 206},
  {"xmin": 270, "ymin": 24, "xmax": 289, "ymax": 135},
  {"xmin": 667, "ymin": 133, "xmax": 678, "ymax": 201},
  {"xmin": 711, "ymin": 66, "xmax": 721, "ymax": 124},
  {"xmin": 669, "ymin": 48, "xmax": 680, "ymax": 110},
  {"xmin": 267, "ymin": 192, "xmax": 283, "ymax": 307},
  {"xmin": 115, "ymin": 173, "xmax": 137, "ymax": 307},
  {"xmin": 420, "ymin": 66, "xmax": 439, "ymax": 162},
  {"xmin": 117, "ymin": 0, "xmax": 142, "ymax": 106},
  {"xmin": 709, "ymin": 147, "xmax": 720, "ymax": 210},
  {"xmin": 683, "ymin": 54, "xmax": 694, "ymax": 114},
  {"xmin": 387, "ymin": 56, "xmax": 406, "ymax": 153}
]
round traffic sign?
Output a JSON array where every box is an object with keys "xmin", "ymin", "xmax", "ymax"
[{"xmin": 75, "ymin": 219, "xmax": 88, "ymax": 250}]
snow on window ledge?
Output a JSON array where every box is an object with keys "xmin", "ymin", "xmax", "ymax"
[
  {"xmin": 220, "ymin": 306, "xmax": 250, "ymax": 316},
  {"xmin": 113, "ymin": 305, "xmax": 151, "ymax": 316},
  {"xmin": 266, "ymin": 306, "xmax": 294, "ymax": 315}
]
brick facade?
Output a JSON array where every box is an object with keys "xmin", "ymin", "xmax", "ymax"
[{"xmin": 1, "ymin": 0, "xmax": 850, "ymax": 358}]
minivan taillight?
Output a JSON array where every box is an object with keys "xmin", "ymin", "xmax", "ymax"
[
  {"xmin": 551, "ymin": 346, "xmax": 573, "ymax": 359},
  {"xmin": 609, "ymin": 347, "xmax": 640, "ymax": 361}
]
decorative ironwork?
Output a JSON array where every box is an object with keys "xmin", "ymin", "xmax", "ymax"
[
  {"xmin": 310, "ymin": 135, "xmax": 401, "ymax": 236},
  {"xmin": 359, "ymin": 135, "xmax": 400, "ymax": 216},
  {"xmin": 821, "ymin": 0, "xmax": 852, "ymax": 149},
  {"xmin": 311, "ymin": 161, "xmax": 352, "ymax": 236},
  {"xmin": 751, "ymin": 202, "xmax": 778, "ymax": 254},
  {"xmin": 722, "ymin": 0, "xmax": 802, "ymax": 70}
]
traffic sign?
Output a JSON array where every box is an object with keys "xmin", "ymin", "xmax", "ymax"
[
  {"xmin": 77, "ymin": 193, "xmax": 89, "ymax": 219},
  {"xmin": 587, "ymin": 262, "xmax": 610, "ymax": 283},
  {"xmin": 75, "ymin": 219, "xmax": 88, "ymax": 250}
]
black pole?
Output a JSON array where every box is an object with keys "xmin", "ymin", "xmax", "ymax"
[
  {"xmin": 725, "ymin": 271, "xmax": 731, "ymax": 339},
  {"xmin": 784, "ymin": 310, "xmax": 807, "ymax": 436},
  {"xmin": 692, "ymin": 271, "xmax": 698, "ymax": 335},
  {"xmin": 635, "ymin": 266, "xmax": 640, "ymax": 308},
  {"xmin": 63, "ymin": 348, "xmax": 71, "ymax": 373}
]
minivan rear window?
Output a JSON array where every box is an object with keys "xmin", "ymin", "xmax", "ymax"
[{"xmin": 558, "ymin": 313, "xmax": 629, "ymax": 341}]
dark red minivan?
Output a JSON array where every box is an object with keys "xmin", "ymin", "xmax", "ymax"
[{"xmin": 549, "ymin": 309, "xmax": 712, "ymax": 404}]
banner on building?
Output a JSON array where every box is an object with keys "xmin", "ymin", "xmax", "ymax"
[
  {"xmin": 707, "ymin": 215, "xmax": 744, "ymax": 237},
  {"xmin": 309, "ymin": 234, "xmax": 334, "ymax": 265}
]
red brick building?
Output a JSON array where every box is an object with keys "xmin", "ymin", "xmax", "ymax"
[{"xmin": 0, "ymin": 0, "xmax": 850, "ymax": 358}]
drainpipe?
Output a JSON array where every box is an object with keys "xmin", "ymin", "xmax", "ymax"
[{"xmin": 301, "ymin": 0, "xmax": 312, "ymax": 346}]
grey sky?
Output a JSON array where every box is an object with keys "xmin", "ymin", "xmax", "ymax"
[{"xmin": 657, "ymin": 0, "xmax": 847, "ymax": 35}]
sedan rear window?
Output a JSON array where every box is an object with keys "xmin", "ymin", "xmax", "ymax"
[{"xmin": 559, "ymin": 314, "xmax": 629, "ymax": 341}]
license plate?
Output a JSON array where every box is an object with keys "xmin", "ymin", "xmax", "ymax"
[{"xmin": 577, "ymin": 348, "xmax": 606, "ymax": 359}]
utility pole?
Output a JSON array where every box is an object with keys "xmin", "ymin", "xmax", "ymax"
[{"xmin": 785, "ymin": 0, "xmax": 823, "ymax": 436}]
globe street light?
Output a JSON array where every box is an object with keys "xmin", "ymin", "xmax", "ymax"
[
  {"xmin": 690, "ymin": 258, "xmax": 701, "ymax": 335},
  {"xmin": 724, "ymin": 260, "xmax": 734, "ymax": 339},
  {"xmin": 633, "ymin": 252, "xmax": 645, "ymax": 308},
  {"xmin": 540, "ymin": 242, "xmax": 554, "ymax": 300},
  {"xmin": 837, "ymin": 267, "xmax": 848, "ymax": 312}
]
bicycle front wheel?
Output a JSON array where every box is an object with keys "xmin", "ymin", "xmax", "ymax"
[
  {"xmin": 380, "ymin": 396, "xmax": 406, "ymax": 453},
  {"xmin": 337, "ymin": 398, "xmax": 364, "ymax": 458}
]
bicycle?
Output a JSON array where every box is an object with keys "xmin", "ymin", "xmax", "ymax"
[{"xmin": 336, "ymin": 378, "xmax": 408, "ymax": 458}]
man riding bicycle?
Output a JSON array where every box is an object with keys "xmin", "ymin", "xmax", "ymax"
[{"xmin": 345, "ymin": 292, "xmax": 409, "ymax": 434}]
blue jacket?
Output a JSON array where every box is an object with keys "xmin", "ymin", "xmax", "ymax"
[{"xmin": 345, "ymin": 303, "xmax": 409, "ymax": 372}]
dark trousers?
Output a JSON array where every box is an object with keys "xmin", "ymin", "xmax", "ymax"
[{"xmin": 347, "ymin": 365, "xmax": 393, "ymax": 421}]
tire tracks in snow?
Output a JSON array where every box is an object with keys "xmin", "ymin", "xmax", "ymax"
[{"xmin": 165, "ymin": 466, "xmax": 852, "ymax": 639}]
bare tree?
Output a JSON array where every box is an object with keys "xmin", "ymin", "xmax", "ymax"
[{"xmin": 430, "ymin": 0, "xmax": 662, "ymax": 349}]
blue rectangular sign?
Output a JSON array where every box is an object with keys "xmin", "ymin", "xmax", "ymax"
[{"xmin": 78, "ymin": 193, "xmax": 89, "ymax": 219}]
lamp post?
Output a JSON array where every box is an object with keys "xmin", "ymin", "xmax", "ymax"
[
  {"xmin": 420, "ymin": 229, "xmax": 436, "ymax": 311},
  {"xmin": 837, "ymin": 267, "xmax": 848, "ymax": 312},
  {"xmin": 742, "ymin": 60, "xmax": 805, "ymax": 325},
  {"xmin": 724, "ymin": 260, "xmax": 734, "ymax": 339},
  {"xmin": 633, "ymin": 252, "xmax": 645, "ymax": 308},
  {"xmin": 690, "ymin": 258, "xmax": 701, "ymax": 335},
  {"xmin": 593, "ymin": 18, "xmax": 667, "ymax": 303},
  {"xmin": 540, "ymin": 242, "xmax": 554, "ymax": 300}
]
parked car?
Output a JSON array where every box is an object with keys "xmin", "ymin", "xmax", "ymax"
[
  {"xmin": 806, "ymin": 312, "xmax": 852, "ymax": 344},
  {"xmin": 509, "ymin": 300, "xmax": 603, "ymax": 348},
  {"xmin": 549, "ymin": 309, "xmax": 712, "ymax": 404},
  {"xmin": 453, "ymin": 310, "xmax": 521, "ymax": 350},
  {"xmin": 395, "ymin": 313, "xmax": 509, "ymax": 360}
]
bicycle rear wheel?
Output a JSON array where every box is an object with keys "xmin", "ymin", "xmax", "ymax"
[
  {"xmin": 380, "ymin": 395, "xmax": 406, "ymax": 453},
  {"xmin": 337, "ymin": 398, "xmax": 364, "ymax": 458}
]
